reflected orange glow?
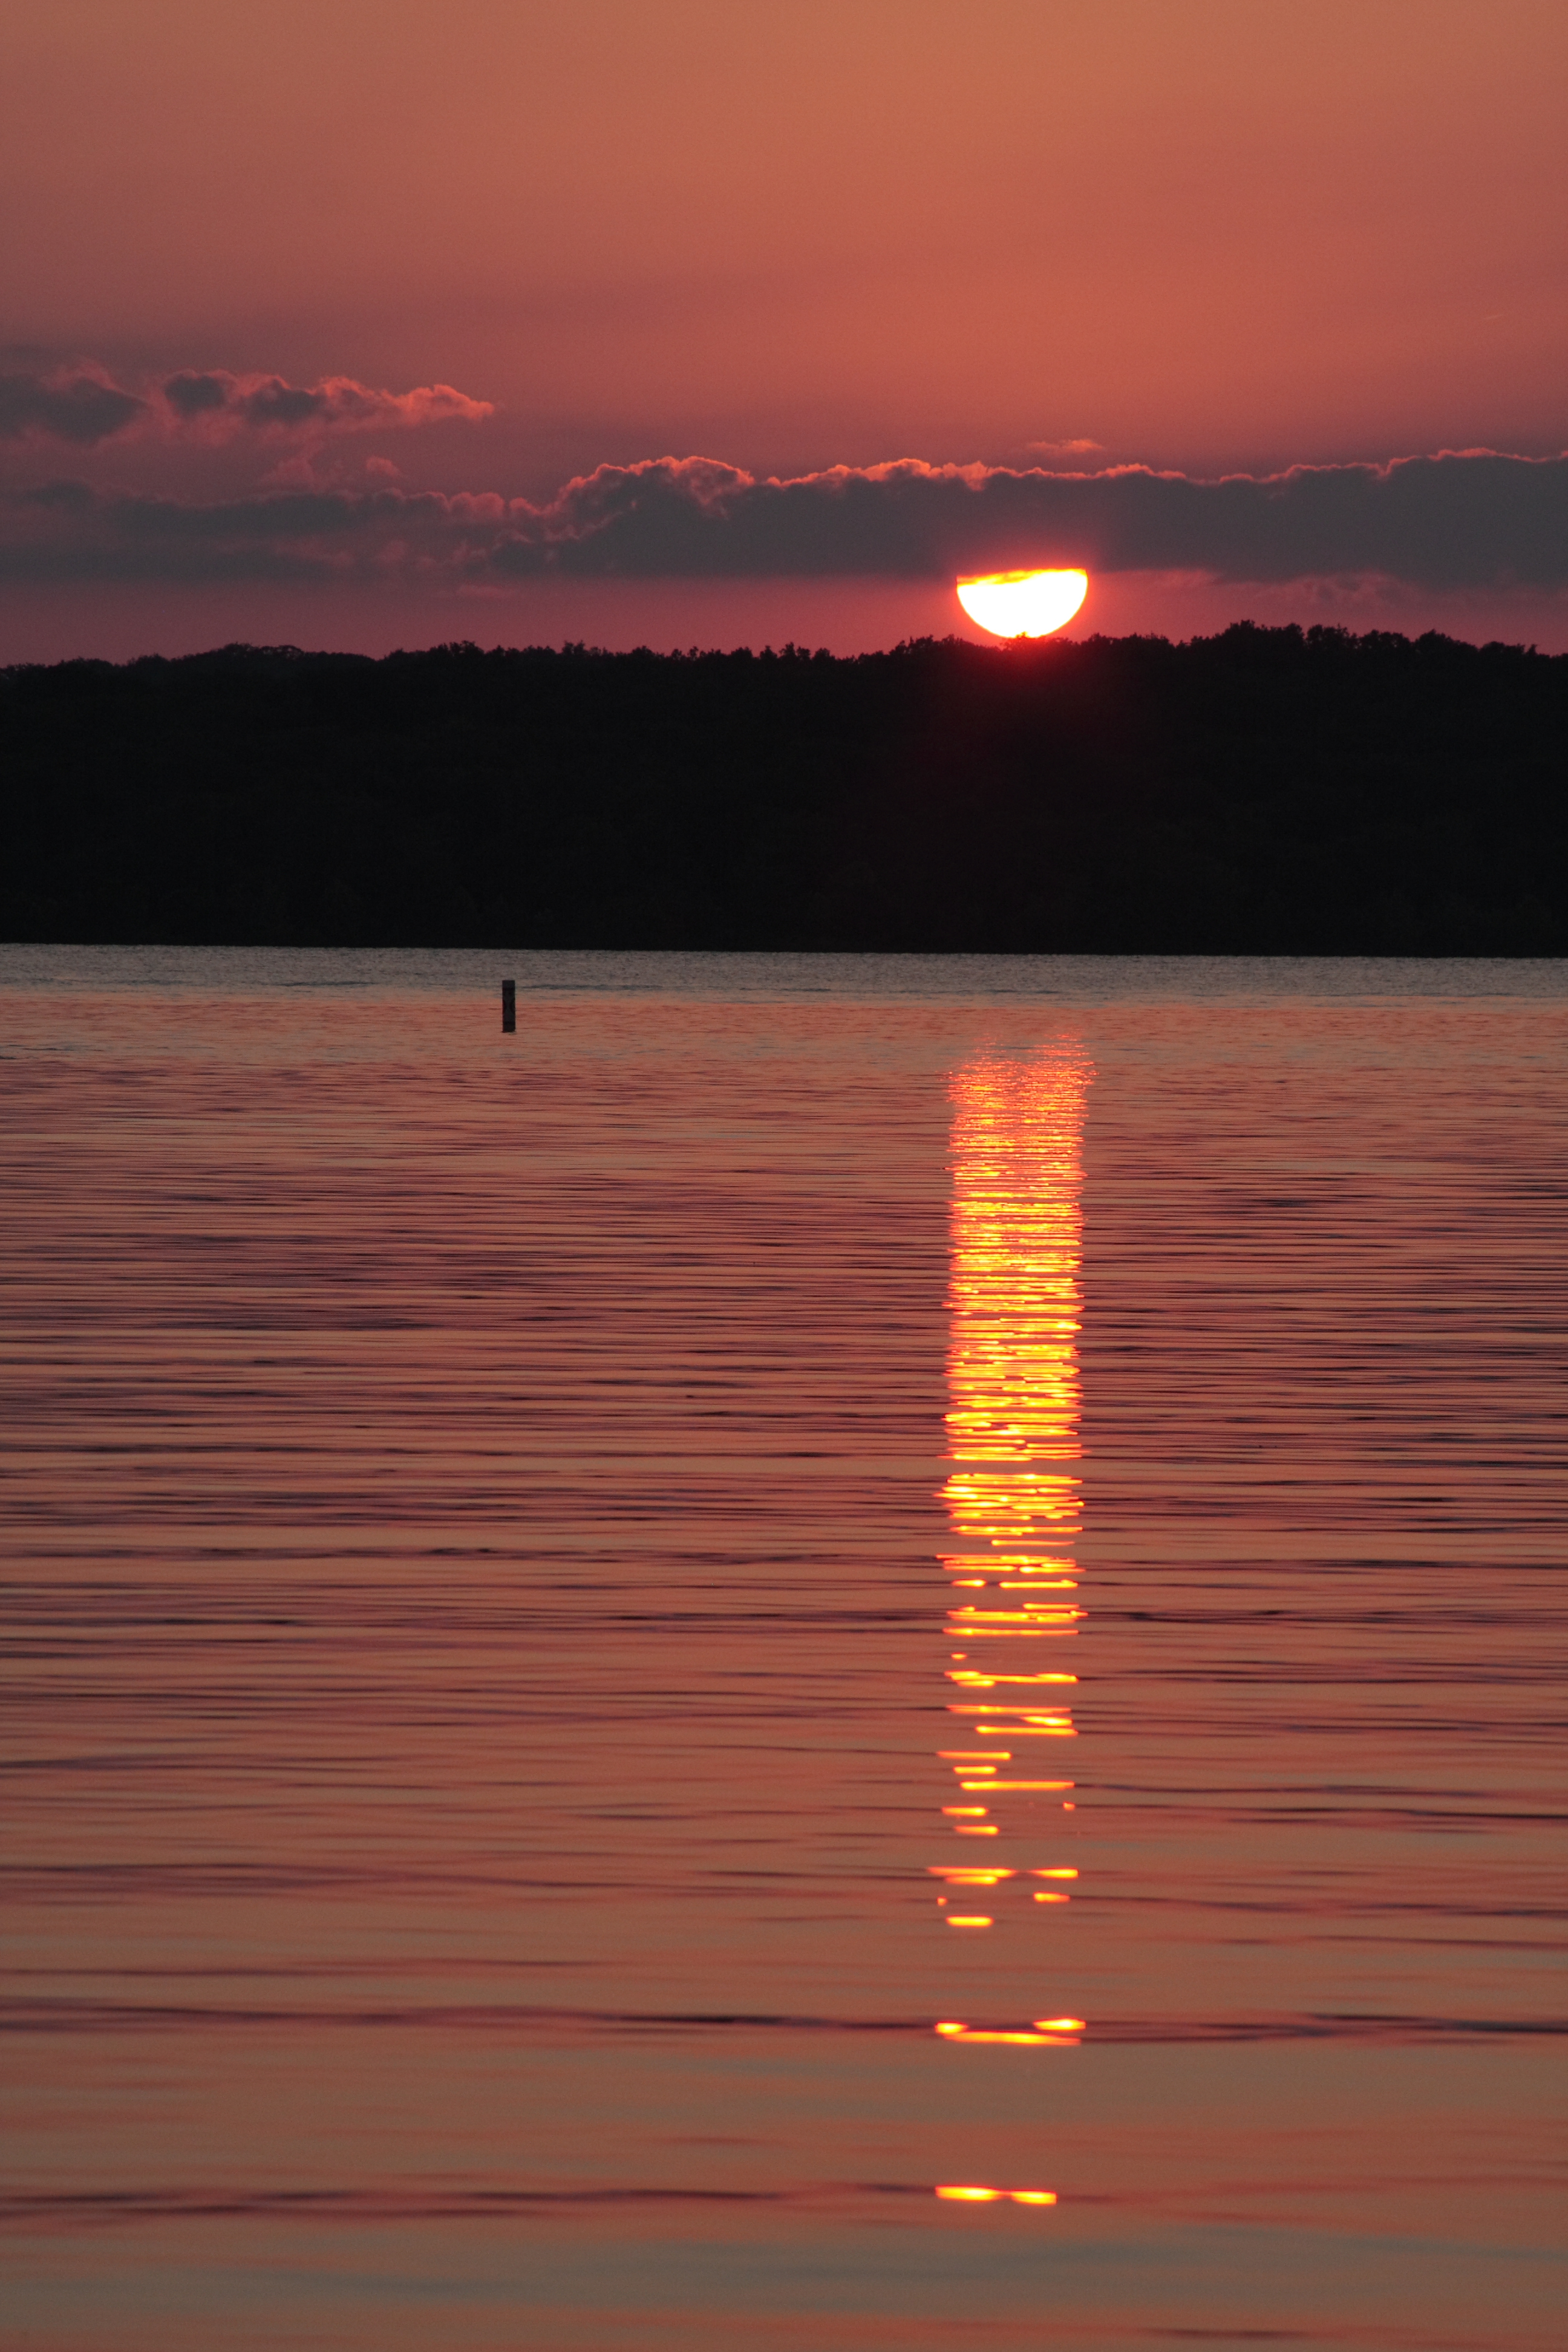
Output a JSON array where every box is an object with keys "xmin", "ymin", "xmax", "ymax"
[
  {"xmin": 936, "ymin": 2184, "xmax": 1058, "ymax": 2205},
  {"xmin": 977, "ymin": 1728, "xmax": 1075, "ymax": 1739},
  {"xmin": 976, "ymin": 1780, "xmax": 1076, "ymax": 1791},
  {"xmin": 936, "ymin": 2025, "xmax": 1080, "ymax": 2046},
  {"xmin": 933, "ymin": 1043, "xmax": 1092, "ymax": 2068},
  {"xmin": 947, "ymin": 1673, "xmax": 1077, "ymax": 1685}
]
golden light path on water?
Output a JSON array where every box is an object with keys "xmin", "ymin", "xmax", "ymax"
[{"xmin": 933, "ymin": 1047, "xmax": 1091, "ymax": 2209}]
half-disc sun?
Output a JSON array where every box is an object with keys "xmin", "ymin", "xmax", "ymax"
[{"xmin": 956, "ymin": 569, "xmax": 1088, "ymax": 638}]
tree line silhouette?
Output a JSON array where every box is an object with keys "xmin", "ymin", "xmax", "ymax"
[{"xmin": 2, "ymin": 626, "xmax": 1562, "ymax": 952}]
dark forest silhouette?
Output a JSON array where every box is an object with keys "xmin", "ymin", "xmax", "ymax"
[{"xmin": 2, "ymin": 626, "xmax": 1562, "ymax": 953}]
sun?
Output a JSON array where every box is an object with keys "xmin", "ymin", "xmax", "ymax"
[{"xmin": 956, "ymin": 569, "xmax": 1088, "ymax": 639}]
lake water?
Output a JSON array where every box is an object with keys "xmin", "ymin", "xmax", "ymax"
[{"xmin": 2, "ymin": 949, "xmax": 1564, "ymax": 2352}]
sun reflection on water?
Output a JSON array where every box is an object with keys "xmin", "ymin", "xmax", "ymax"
[{"xmin": 933, "ymin": 1046, "xmax": 1091, "ymax": 2076}]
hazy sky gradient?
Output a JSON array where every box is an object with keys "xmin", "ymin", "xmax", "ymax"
[{"xmin": 2, "ymin": 0, "xmax": 1563, "ymax": 655}]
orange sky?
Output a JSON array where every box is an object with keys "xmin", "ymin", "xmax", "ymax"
[{"xmin": 1, "ymin": 0, "xmax": 1564, "ymax": 655}]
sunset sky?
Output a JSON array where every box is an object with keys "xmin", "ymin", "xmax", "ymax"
[{"xmin": 2, "ymin": 0, "xmax": 1564, "ymax": 658}]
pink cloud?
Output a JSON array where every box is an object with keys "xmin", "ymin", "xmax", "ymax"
[
  {"xmin": 0, "ymin": 362, "xmax": 494, "ymax": 447},
  {"xmin": 0, "ymin": 365, "xmax": 146, "ymax": 446},
  {"xmin": 158, "ymin": 370, "xmax": 494, "ymax": 439}
]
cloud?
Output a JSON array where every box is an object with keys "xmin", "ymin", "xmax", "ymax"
[
  {"xmin": 489, "ymin": 451, "xmax": 1564, "ymax": 589},
  {"xmin": 1, "ymin": 450, "xmax": 1563, "ymax": 592},
  {"xmin": 158, "ymin": 370, "xmax": 494, "ymax": 439},
  {"xmin": 0, "ymin": 363, "xmax": 492, "ymax": 447},
  {"xmin": 0, "ymin": 368, "xmax": 147, "ymax": 446}
]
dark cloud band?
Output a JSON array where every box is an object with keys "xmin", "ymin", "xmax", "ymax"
[
  {"xmin": 1, "ymin": 451, "xmax": 1563, "ymax": 591},
  {"xmin": 503, "ymin": 452, "xmax": 1566, "ymax": 589}
]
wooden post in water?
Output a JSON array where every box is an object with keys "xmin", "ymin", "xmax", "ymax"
[{"xmin": 501, "ymin": 978, "xmax": 516, "ymax": 1033}]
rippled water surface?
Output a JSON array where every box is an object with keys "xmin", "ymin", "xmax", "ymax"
[{"xmin": 2, "ymin": 949, "xmax": 1564, "ymax": 2351}]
